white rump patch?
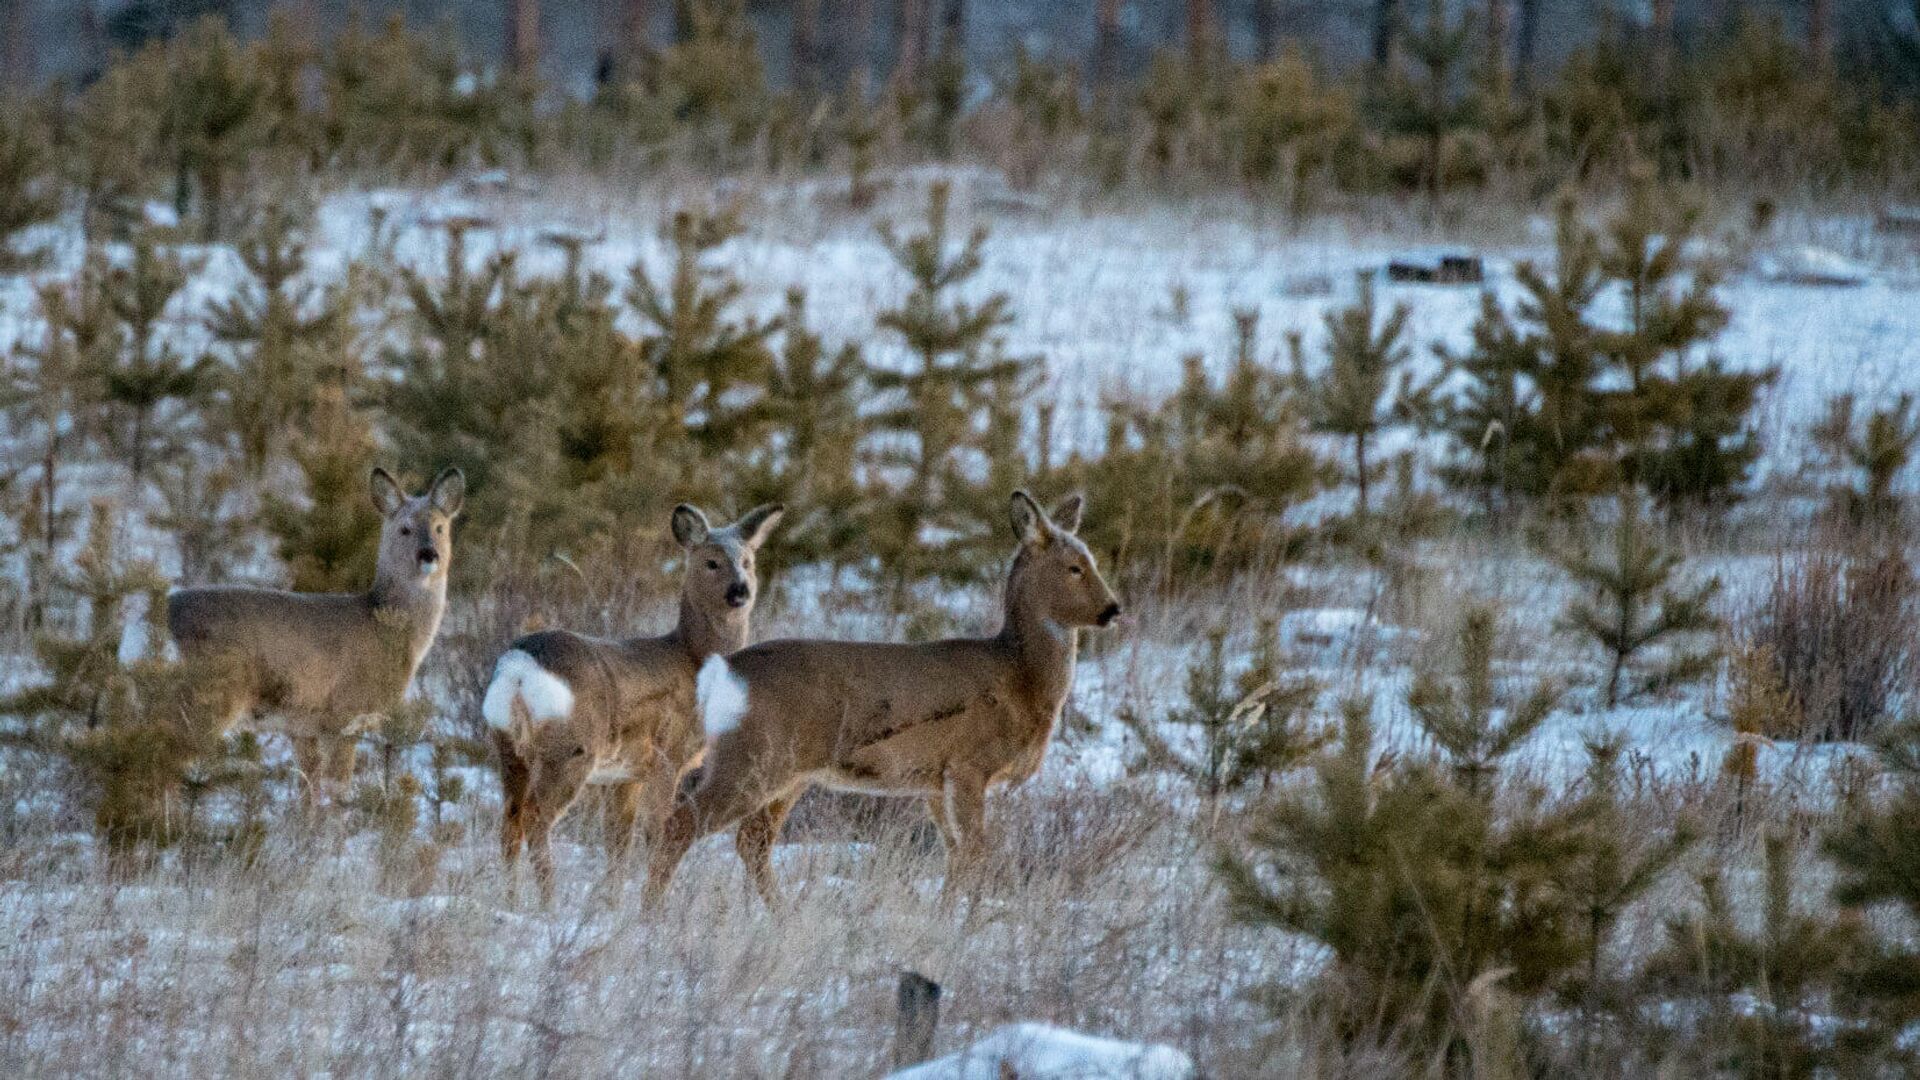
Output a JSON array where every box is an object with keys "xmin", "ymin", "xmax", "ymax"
[
  {"xmin": 482, "ymin": 649, "xmax": 575, "ymax": 731},
  {"xmin": 697, "ymin": 654, "xmax": 750, "ymax": 739}
]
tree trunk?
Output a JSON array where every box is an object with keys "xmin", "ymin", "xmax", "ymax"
[
  {"xmin": 1513, "ymin": 0, "xmax": 1539, "ymax": 93},
  {"xmin": 851, "ymin": 0, "xmax": 876, "ymax": 92},
  {"xmin": 1651, "ymin": 0, "xmax": 1674, "ymax": 91},
  {"xmin": 1186, "ymin": 0, "xmax": 1216, "ymax": 66},
  {"xmin": 1371, "ymin": 0, "xmax": 1400, "ymax": 68},
  {"xmin": 672, "ymin": 0, "xmax": 693, "ymax": 45},
  {"xmin": 506, "ymin": 0, "xmax": 540, "ymax": 83},
  {"xmin": 1355, "ymin": 431, "xmax": 1372, "ymax": 520},
  {"xmin": 892, "ymin": 0, "xmax": 927, "ymax": 88},
  {"xmin": 1254, "ymin": 0, "xmax": 1281, "ymax": 61},
  {"xmin": 620, "ymin": 0, "xmax": 650, "ymax": 74},
  {"xmin": 1808, "ymin": 0, "xmax": 1832, "ymax": 71},
  {"xmin": 794, "ymin": 0, "xmax": 822, "ymax": 93},
  {"xmin": 940, "ymin": 0, "xmax": 964, "ymax": 56},
  {"xmin": 1485, "ymin": 0, "xmax": 1509, "ymax": 89},
  {"xmin": 1094, "ymin": 0, "xmax": 1122, "ymax": 86}
]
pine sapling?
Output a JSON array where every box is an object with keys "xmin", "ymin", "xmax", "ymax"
[
  {"xmin": 1118, "ymin": 619, "xmax": 1321, "ymax": 816},
  {"xmin": 1545, "ymin": 488, "xmax": 1720, "ymax": 706},
  {"xmin": 1810, "ymin": 391, "xmax": 1920, "ymax": 528},
  {"xmin": 1289, "ymin": 273, "xmax": 1418, "ymax": 521}
]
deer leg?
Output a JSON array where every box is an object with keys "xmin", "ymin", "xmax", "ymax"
[
  {"xmin": 924, "ymin": 795, "xmax": 959, "ymax": 855},
  {"xmin": 493, "ymin": 731, "xmax": 531, "ymax": 892},
  {"xmin": 939, "ymin": 770, "xmax": 989, "ymax": 903},
  {"xmin": 292, "ymin": 736, "xmax": 325, "ymax": 808},
  {"xmin": 734, "ymin": 790, "xmax": 799, "ymax": 910},
  {"xmin": 527, "ymin": 759, "xmax": 588, "ymax": 908},
  {"xmin": 319, "ymin": 736, "xmax": 358, "ymax": 803},
  {"xmin": 642, "ymin": 752, "xmax": 788, "ymax": 912}
]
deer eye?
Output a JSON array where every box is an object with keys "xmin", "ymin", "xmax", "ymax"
[
  {"xmin": 706, "ymin": 559, "xmax": 721, "ymax": 571},
  {"xmin": 399, "ymin": 526, "xmax": 412, "ymax": 537},
  {"xmin": 1069, "ymin": 565, "xmax": 1084, "ymax": 577}
]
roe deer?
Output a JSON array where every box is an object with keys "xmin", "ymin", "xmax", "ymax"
[
  {"xmin": 641, "ymin": 491, "xmax": 1120, "ymax": 909},
  {"xmin": 483, "ymin": 503, "xmax": 783, "ymax": 904},
  {"xmin": 167, "ymin": 467, "xmax": 465, "ymax": 803}
]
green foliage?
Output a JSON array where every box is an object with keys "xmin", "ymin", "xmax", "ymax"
[
  {"xmin": 95, "ymin": 236, "xmax": 207, "ymax": 478},
  {"xmin": 1370, "ymin": 0, "xmax": 1483, "ymax": 196},
  {"xmin": 1434, "ymin": 180, "xmax": 1766, "ymax": 514},
  {"xmin": 206, "ymin": 205, "xmax": 343, "ymax": 474},
  {"xmin": 0, "ymin": 501, "xmax": 240, "ymax": 854},
  {"xmin": 320, "ymin": 15, "xmax": 526, "ymax": 173},
  {"xmin": 867, "ymin": 181, "xmax": 1033, "ymax": 587},
  {"xmin": 263, "ymin": 382, "xmax": 382, "ymax": 593},
  {"xmin": 1232, "ymin": 48, "xmax": 1355, "ymax": 211},
  {"xmin": 1643, "ymin": 831, "xmax": 1877, "ymax": 1076},
  {"xmin": 651, "ymin": 0, "xmax": 766, "ymax": 164},
  {"xmin": 0, "ymin": 100, "xmax": 58, "ymax": 269},
  {"xmin": 1543, "ymin": 489, "xmax": 1720, "ymax": 707},
  {"xmin": 1810, "ymin": 392, "xmax": 1920, "ymax": 529},
  {"xmin": 1823, "ymin": 719, "xmax": 1920, "ymax": 1061},
  {"xmin": 1117, "ymin": 619, "xmax": 1322, "ymax": 808},
  {"xmin": 1289, "ymin": 275, "xmax": 1419, "ymax": 522},
  {"xmin": 158, "ymin": 17, "xmax": 261, "ymax": 241}
]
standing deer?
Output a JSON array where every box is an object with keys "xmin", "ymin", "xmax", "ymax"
[
  {"xmin": 642, "ymin": 491, "xmax": 1121, "ymax": 909},
  {"xmin": 167, "ymin": 467, "xmax": 465, "ymax": 804},
  {"xmin": 483, "ymin": 503, "xmax": 783, "ymax": 904}
]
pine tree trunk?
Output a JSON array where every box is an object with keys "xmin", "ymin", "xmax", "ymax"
[
  {"xmin": 940, "ymin": 0, "xmax": 964, "ymax": 56},
  {"xmin": 892, "ymin": 0, "xmax": 927, "ymax": 88},
  {"xmin": 507, "ymin": 0, "xmax": 540, "ymax": 83},
  {"xmin": 1093, "ymin": 0, "xmax": 1122, "ymax": 88},
  {"xmin": 1254, "ymin": 0, "xmax": 1281, "ymax": 61},
  {"xmin": 1808, "ymin": 0, "xmax": 1832, "ymax": 71},
  {"xmin": 1186, "ymin": 0, "xmax": 1215, "ymax": 67},
  {"xmin": 621, "ymin": 0, "xmax": 650, "ymax": 74},
  {"xmin": 672, "ymin": 0, "xmax": 693, "ymax": 45},
  {"xmin": 1651, "ymin": 0, "xmax": 1674, "ymax": 91},
  {"xmin": 1485, "ymin": 0, "xmax": 1509, "ymax": 90},
  {"xmin": 1355, "ymin": 431, "xmax": 1372, "ymax": 519},
  {"xmin": 794, "ymin": 0, "xmax": 822, "ymax": 94},
  {"xmin": 1371, "ymin": 0, "xmax": 1400, "ymax": 69},
  {"xmin": 1514, "ymin": 0, "xmax": 1539, "ymax": 93},
  {"xmin": 852, "ymin": 0, "xmax": 876, "ymax": 92}
]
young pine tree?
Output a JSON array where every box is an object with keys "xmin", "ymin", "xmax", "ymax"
[
  {"xmin": 1823, "ymin": 718, "xmax": 1920, "ymax": 1062},
  {"xmin": 97, "ymin": 235, "xmax": 207, "ymax": 479},
  {"xmin": 1289, "ymin": 274, "xmax": 1418, "ymax": 522},
  {"xmin": 1220, "ymin": 609, "xmax": 1587, "ymax": 1067},
  {"xmin": 1118, "ymin": 619, "xmax": 1322, "ymax": 816},
  {"xmin": 206, "ymin": 205, "xmax": 342, "ymax": 475},
  {"xmin": 868, "ymin": 181, "xmax": 1032, "ymax": 588},
  {"xmin": 1809, "ymin": 391, "xmax": 1920, "ymax": 529},
  {"xmin": 1543, "ymin": 488, "xmax": 1720, "ymax": 707},
  {"xmin": 263, "ymin": 381, "xmax": 382, "ymax": 593},
  {"xmin": 1375, "ymin": 0, "xmax": 1480, "ymax": 198},
  {"xmin": 626, "ymin": 204, "xmax": 780, "ymax": 461},
  {"xmin": 0, "ymin": 101, "xmax": 58, "ymax": 269},
  {"xmin": 158, "ymin": 17, "xmax": 261, "ymax": 241},
  {"xmin": 0, "ymin": 501, "xmax": 203, "ymax": 853},
  {"xmin": 1642, "ymin": 831, "xmax": 1872, "ymax": 1076}
]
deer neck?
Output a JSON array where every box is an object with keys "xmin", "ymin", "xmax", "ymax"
[
  {"xmin": 366, "ymin": 574, "xmax": 447, "ymax": 667},
  {"xmin": 670, "ymin": 592, "xmax": 750, "ymax": 662},
  {"xmin": 998, "ymin": 585, "xmax": 1078, "ymax": 716}
]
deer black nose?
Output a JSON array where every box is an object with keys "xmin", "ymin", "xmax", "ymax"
[
  {"xmin": 1097, "ymin": 602, "xmax": 1122, "ymax": 627},
  {"xmin": 725, "ymin": 582, "xmax": 751, "ymax": 607},
  {"xmin": 417, "ymin": 547, "xmax": 438, "ymax": 564}
]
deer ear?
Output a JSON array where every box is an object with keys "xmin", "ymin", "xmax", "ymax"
[
  {"xmin": 1050, "ymin": 493, "xmax": 1085, "ymax": 534},
  {"xmin": 370, "ymin": 468, "xmax": 406, "ymax": 517},
  {"xmin": 671, "ymin": 504, "xmax": 710, "ymax": 547},
  {"xmin": 735, "ymin": 503, "xmax": 785, "ymax": 550},
  {"xmin": 1009, "ymin": 490, "xmax": 1051, "ymax": 547},
  {"xmin": 428, "ymin": 467, "xmax": 466, "ymax": 516}
]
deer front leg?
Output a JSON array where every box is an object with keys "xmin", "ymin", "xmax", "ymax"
[
  {"xmin": 642, "ymin": 744, "xmax": 790, "ymax": 912},
  {"xmin": 526, "ymin": 751, "xmax": 589, "ymax": 907},
  {"xmin": 292, "ymin": 736, "xmax": 325, "ymax": 808},
  {"xmin": 318, "ymin": 735, "xmax": 358, "ymax": 804},
  {"xmin": 938, "ymin": 769, "xmax": 989, "ymax": 903}
]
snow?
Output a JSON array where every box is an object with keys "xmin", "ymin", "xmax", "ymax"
[{"xmin": 886, "ymin": 1023, "xmax": 1195, "ymax": 1080}]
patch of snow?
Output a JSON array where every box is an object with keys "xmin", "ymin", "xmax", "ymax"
[{"xmin": 886, "ymin": 1023, "xmax": 1195, "ymax": 1080}]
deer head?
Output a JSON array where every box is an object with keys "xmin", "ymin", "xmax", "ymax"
[
  {"xmin": 671, "ymin": 502, "xmax": 785, "ymax": 621},
  {"xmin": 1007, "ymin": 491, "xmax": 1121, "ymax": 631},
  {"xmin": 370, "ymin": 466, "xmax": 466, "ymax": 593}
]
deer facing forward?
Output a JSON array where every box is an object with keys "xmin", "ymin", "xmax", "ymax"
[
  {"xmin": 167, "ymin": 467, "xmax": 465, "ymax": 803},
  {"xmin": 641, "ymin": 491, "xmax": 1120, "ymax": 909},
  {"xmin": 483, "ymin": 503, "xmax": 783, "ymax": 904}
]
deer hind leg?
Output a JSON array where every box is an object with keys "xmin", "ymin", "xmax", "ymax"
[
  {"xmin": 734, "ymin": 789, "xmax": 799, "ymax": 909},
  {"xmin": 526, "ymin": 759, "xmax": 588, "ymax": 907},
  {"xmin": 642, "ymin": 746, "xmax": 791, "ymax": 911},
  {"xmin": 319, "ymin": 736, "xmax": 358, "ymax": 803},
  {"xmin": 493, "ymin": 731, "xmax": 531, "ymax": 889},
  {"xmin": 292, "ymin": 736, "xmax": 326, "ymax": 808}
]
